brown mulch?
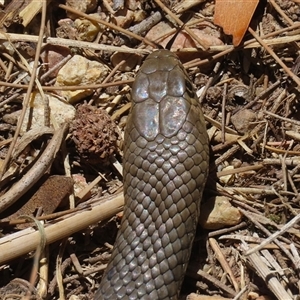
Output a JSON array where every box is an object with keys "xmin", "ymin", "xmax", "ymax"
[{"xmin": 0, "ymin": 0, "xmax": 300, "ymax": 299}]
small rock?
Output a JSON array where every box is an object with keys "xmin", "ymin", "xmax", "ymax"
[
  {"xmin": 74, "ymin": 18, "xmax": 101, "ymax": 42},
  {"xmin": 56, "ymin": 18, "xmax": 76, "ymax": 39},
  {"xmin": 55, "ymin": 55, "xmax": 109, "ymax": 103},
  {"xmin": 72, "ymin": 174, "xmax": 91, "ymax": 200},
  {"xmin": 219, "ymin": 165, "xmax": 235, "ymax": 185},
  {"xmin": 231, "ymin": 109, "xmax": 257, "ymax": 134},
  {"xmin": 200, "ymin": 196, "xmax": 242, "ymax": 230},
  {"xmin": 206, "ymin": 86, "xmax": 222, "ymax": 106},
  {"xmin": 21, "ymin": 93, "xmax": 76, "ymax": 133},
  {"xmin": 66, "ymin": 0, "xmax": 97, "ymax": 19},
  {"xmin": 40, "ymin": 45, "xmax": 71, "ymax": 78},
  {"xmin": 112, "ymin": 8, "xmax": 135, "ymax": 28},
  {"xmin": 133, "ymin": 10, "xmax": 147, "ymax": 23}
]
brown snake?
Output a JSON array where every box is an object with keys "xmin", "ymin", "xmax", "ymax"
[{"xmin": 95, "ymin": 49, "xmax": 209, "ymax": 300}]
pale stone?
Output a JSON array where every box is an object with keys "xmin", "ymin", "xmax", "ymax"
[
  {"xmin": 219, "ymin": 165, "xmax": 235, "ymax": 185},
  {"xmin": 21, "ymin": 93, "xmax": 76, "ymax": 133},
  {"xmin": 55, "ymin": 55, "xmax": 109, "ymax": 103},
  {"xmin": 231, "ymin": 109, "xmax": 257, "ymax": 134},
  {"xmin": 74, "ymin": 18, "xmax": 100, "ymax": 42},
  {"xmin": 200, "ymin": 196, "xmax": 242, "ymax": 230},
  {"xmin": 72, "ymin": 174, "xmax": 90, "ymax": 199}
]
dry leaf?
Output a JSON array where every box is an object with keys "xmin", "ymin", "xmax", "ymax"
[
  {"xmin": 214, "ymin": 0, "xmax": 259, "ymax": 46},
  {"xmin": 1, "ymin": 175, "xmax": 73, "ymax": 229}
]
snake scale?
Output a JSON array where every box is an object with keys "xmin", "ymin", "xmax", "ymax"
[{"xmin": 95, "ymin": 49, "xmax": 209, "ymax": 300}]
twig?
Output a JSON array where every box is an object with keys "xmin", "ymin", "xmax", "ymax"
[
  {"xmin": 209, "ymin": 238, "xmax": 240, "ymax": 292},
  {"xmin": 57, "ymin": 239, "xmax": 67, "ymax": 300},
  {"xmin": 59, "ymin": 4, "xmax": 157, "ymax": 48},
  {"xmin": 0, "ymin": 2, "xmax": 47, "ymax": 180},
  {"xmin": 216, "ymin": 164, "xmax": 263, "ymax": 178},
  {"xmin": 232, "ymin": 285, "xmax": 248, "ymax": 300},
  {"xmin": 198, "ymin": 61, "xmax": 222, "ymax": 104},
  {"xmin": 208, "ymin": 222, "xmax": 248, "ymax": 238},
  {"xmin": 0, "ymin": 32, "xmax": 150, "ymax": 54},
  {"xmin": 214, "ymin": 145, "xmax": 240, "ymax": 166},
  {"xmin": 245, "ymin": 213, "xmax": 300, "ymax": 257},
  {"xmin": 184, "ymin": 22, "xmax": 300, "ymax": 69},
  {"xmin": 153, "ymin": 0, "xmax": 208, "ymax": 50},
  {"xmin": 0, "ymin": 79, "xmax": 134, "ymax": 91},
  {"xmin": 269, "ymin": 0, "xmax": 294, "ymax": 25},
  {"xmin": 248, "ymin": 27, "xmax": 300, "ymax": 87},
  {"xmin": 0, "ymin": 124, "xmax": 68, "ymax": 213},
  {"xmin": 241, "ymin": 242, "xmax": 293, "ymax": 300},
  {"xmin": 196, "ymin": 269, "xmax": 236, "ymax": 297},
  {"xmin": 0, "ymin": 192, "xmax": 124, "ymax": 265},
  {"xmin": 62, "ymin": 264, "xmax": 107, "ymax": 284},
  {"xmin": 264, "ymin": 110, "xmax": 300, "ymax": 127}
]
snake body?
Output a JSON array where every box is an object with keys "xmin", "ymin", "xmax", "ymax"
[{"xmin": 95, "ymin": 49, "xmax": 209, "ymax": 300}]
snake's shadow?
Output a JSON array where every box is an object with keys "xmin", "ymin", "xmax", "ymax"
[{"xmin": 181, "ymin": 146, "xmax": 219, "ymax": 297}]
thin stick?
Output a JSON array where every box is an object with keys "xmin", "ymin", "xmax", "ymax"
[
  {"xmin": 209, "ymin": 238, "xmax": 240, "ymax": 292},
  {"xmin": 0, "ymin": 1, "xmax": 47, "ymax": 180},
  {"xmin": 153, "ymin": 0, "xmax": 208, "ymax": 50},
  {"xmin": 0, "ymin": 124, "xmax": 68, "ymax": 213},
  {"xmin": 241, "ymin": 242, "xmax": 293, "ymax": 300},
  {"xmin": 248, "ymin": 27, "xmax": 300, "ymax": 87},
  {"xmin": 0, "ymin": 193, "xmax": 124, "ymax": 265},
  {"xmin": 0, "ymin": 79, "xmax": 134, "ymax": 91},
  {"xmin": 59, "ymin": 4, "xmax": 157, "ymax": 48},
  {"xmin": 245, "ymin": 213, "xmax": 300, "ymax": 256},
  {"xmin": 0, "ymin": 32, "xmax": 149, "ymax": 54}
]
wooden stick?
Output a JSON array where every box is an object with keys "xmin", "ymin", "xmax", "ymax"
[
  {"xmin": 0, "ymin": 193, "xmax": 124, "ymax": 265},
  {"xmin": 0, "ymin": 124, "xmax": 68, "ymax": 213}
]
